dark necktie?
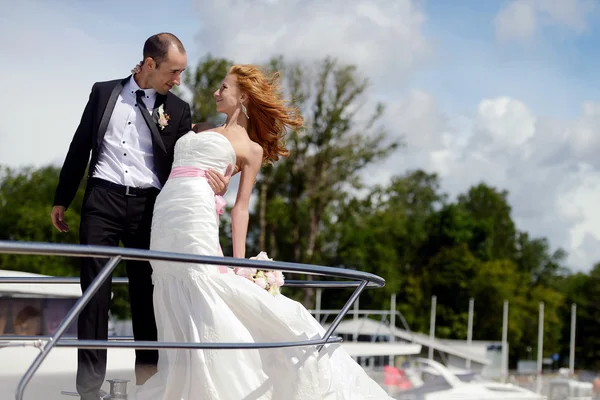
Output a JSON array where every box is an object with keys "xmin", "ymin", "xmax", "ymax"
[
  {"xmin": 135, "ymin": 89, "xmax": 155, "ymax": 127},
  {"xmin": 135, "ymin": 89, "xmax": 167, "ymax": 153}
]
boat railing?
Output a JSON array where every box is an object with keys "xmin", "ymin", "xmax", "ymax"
[{"xmin": 0, "ymin": 240, "xmax": 386, "ymax": 400}]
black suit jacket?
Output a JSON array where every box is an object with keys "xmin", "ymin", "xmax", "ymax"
[{"xmin": 53, "ymin": 76, "xmax": 192, "ymax": 209}]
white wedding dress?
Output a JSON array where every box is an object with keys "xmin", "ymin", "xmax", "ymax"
[{"xmin": 131, "ymin": 131, "xmax": 393, "ymax": 400}]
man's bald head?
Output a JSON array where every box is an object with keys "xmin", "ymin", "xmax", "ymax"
[
  {"xmin": 139, "ymin": 32, "xmax": 187, "ymax": 95},
  {"xmin": 143, "ymin": 32, "xmax": 186, "ymax": 67}
]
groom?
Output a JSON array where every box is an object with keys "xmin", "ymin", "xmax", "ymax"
[{"xmin": 51, "ymin": 33, "xmax": 229, "ymax": 400}]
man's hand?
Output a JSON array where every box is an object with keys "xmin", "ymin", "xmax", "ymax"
[
  {"xmin": 207, "ymin": 165, "xmax": 232, "ymax": 196},
  {"xmin": 51, "ymin": 206, "xmax": 69, "ymax": 232}
]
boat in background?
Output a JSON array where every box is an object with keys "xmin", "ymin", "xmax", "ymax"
[
  {"xmin": 0, "ymin": 269, "xmax": 130, "ymax": 399},
  {"xmin": 395, "ymin": 358, "xmax": 545, "ymax": 400}
]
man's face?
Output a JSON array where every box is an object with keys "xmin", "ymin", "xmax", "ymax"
[{"xmin": 148, "ymin": 47, "xmax": 187, "ymax": 95}]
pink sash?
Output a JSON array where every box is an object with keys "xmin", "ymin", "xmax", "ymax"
[{"xmin": 169, "ymin": 166, "xmax": 229, "ymax": 273}]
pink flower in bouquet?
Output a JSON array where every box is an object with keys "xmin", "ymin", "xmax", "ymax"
[
  {"xmin": 265, "ymin": 271, "xmax": 276, "ymax": 285},
  {"xmin": 234, "ymin": 267, "xmax": 256, "ymax": 279},
  {"xmin": 244, "ymin": 251, "xmax": 285, "ymax": 295},
  {"xmin": 273, "ymin": 270, "xmax": 285, "ymax": 287},
  {"xmin": 254, "ymin": 277, "xmax": 267, "ymax": 289}
]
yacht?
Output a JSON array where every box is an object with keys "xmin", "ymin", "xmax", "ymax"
[
  {"xmin": 395, "ymin": 358, "xmax": 545, "ymax": 400},
  {"xmin": 0, "ymin": 269, "xmax": 133, "ymax": 399}
]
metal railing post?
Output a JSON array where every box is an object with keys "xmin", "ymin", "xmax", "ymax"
[
  {"xmin": 15, "ymin": 255, "xmax": 122, "ymax": 400},
  {"xmin": 318, "ymin": 280, "xmax": 368, "ymax": 351}
]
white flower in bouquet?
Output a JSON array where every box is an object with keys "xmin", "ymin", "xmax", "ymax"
[
  {"xmin": 234, "ymin": 251, "xmax": 285, "ymax": 295},
  {"xmin": 254, "ymin": 277, "xmax": 267, "ymax": 289},
  {"xmin": 252, "ymin": 251, "xmax": 272, "ymax": 261}
]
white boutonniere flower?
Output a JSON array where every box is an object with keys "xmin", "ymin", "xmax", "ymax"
[{"xmin": 157, "ymin": 104, "xmax": 170, "ymax": 130}]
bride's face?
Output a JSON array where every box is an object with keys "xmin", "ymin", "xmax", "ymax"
[{"xmin": 214, "ymin": 74, "xmax": 244, "ymax": 115}]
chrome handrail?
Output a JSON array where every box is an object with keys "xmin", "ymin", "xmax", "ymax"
[
  {"xmin": 0, "ymin": 276, "xmax": 381, "ymax": 288},
  {"xmin": 0, "ymin": 240, "xmax": 386, "ymax": 400},
  {"xmin": 0, "ymin": 241, "xmax": 385, "ymax": 284}
]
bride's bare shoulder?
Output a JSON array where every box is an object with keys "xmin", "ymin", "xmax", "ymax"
[
  {"xmin": 234, "ymin": 136, "xmax": 262, "ymax": 165},
  {"xmin": 247, "ymin": 140, "xmax": 263, "ymax": 165}
]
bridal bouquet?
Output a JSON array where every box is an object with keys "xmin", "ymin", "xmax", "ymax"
[{"xmin": 234, "ymin": 251, "xmax": 285, "ymax": 295}]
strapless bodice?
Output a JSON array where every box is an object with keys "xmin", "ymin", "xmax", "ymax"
[{"xmin": 173, "ymin": 131, "xmax": 236, "ymax": 175}]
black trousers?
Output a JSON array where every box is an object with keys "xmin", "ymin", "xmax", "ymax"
[{"xmin": 76, "ymin": 178, "xmax": 159, "ymax": 400}]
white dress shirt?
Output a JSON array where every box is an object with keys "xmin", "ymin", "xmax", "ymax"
[{"xmin": 92, "ymin": 76, "xmax": 162, "ymax": 189}]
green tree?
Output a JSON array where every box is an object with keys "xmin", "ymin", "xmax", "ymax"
[
  {"xmin": 515, "ymin": 232, "xmax": 569, "ymax": 287},
  {"xmin": 458, "ymin": 184, "xmax": 517, "ymax": 261},
  {"xmin": 0, "ymin": 165, "xmax": 83, "ymax": 276},
  {"xmin": 330, "ymin": 170, "xmax": 445, "ymax": 326},
  {"xmin": 559, "ymin": 265, "xmax": 600, "ymax": 369},
  {"xmin": 260, "ymin": 57, "xmax": 401, "ymax": 306}
]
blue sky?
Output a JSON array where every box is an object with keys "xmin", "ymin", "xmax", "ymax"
[
  {"xmin": 2, "ymin": 0, "xmax": 600, "ymax": 271},
  {"xmin": 15, "ymin": 0, "xmax": 600, "ymax": 118},
  {"xmin": 413, "ymin": 0, "xmax": 600, "ymax": 118}
]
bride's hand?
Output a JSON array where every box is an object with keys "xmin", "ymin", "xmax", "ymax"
[{"xmin": 131, "ymin": 61, "xmax": 143, "ymax": 74}]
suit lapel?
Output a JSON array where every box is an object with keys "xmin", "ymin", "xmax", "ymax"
[
  {"xmin": 96, "ymin": 76, "xmax": 170, "ymax": 154},
  {"xmin": 153, "ymin": 94, "xmax": 166, "ymax": 124},
  {"xmin": 96, "ymin": 77, "xmax": 127, "ymax": 150}
]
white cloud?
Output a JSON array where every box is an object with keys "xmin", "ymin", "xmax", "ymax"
[
  {"xmin": 476, "ymin": 97, "xmax": 536, "ymax": 149},
  {"xmin": 495, "ymin": 0, "xmax": 537, "ymax": 41},
  {"xmin": 388, "ymin": 90, "xmax": 448, "ymax": 151},
  {"xmin": 192, "ymin": 0, "xmax": 430, "ymax": 86},
  {"xmin": 567, "ymin": 103, "xmax": 600, "ymax": 166},
  {"xmin": 537, "ymin": 0, "xmax": 595, "ymax": 33},
  {"xmin": 396, "ymin": 94, "xmax": 600, "ymax": 271},
  {"xmin": 365, "ymin": 89, "xmax": 450, "ymax": 188},
  {"xmin": 495, "ymin": 0, "xmax": 595, "ymax": 41},
  {"xmin": 569, "ymin": 233, "xmax": 600, "ymax": 271},
  {"xmin": 0, "ymin": 1, "xmax": 147, "ymax": 168}
]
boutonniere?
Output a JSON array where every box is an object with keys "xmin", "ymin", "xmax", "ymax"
[{"xmin": 157, "ymin": 104, "xmax": 170, "ymax": 130}]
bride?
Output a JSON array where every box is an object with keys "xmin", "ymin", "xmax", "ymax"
[{"xmin": 131, "ymin": 64, "xmax": 393, "ymax": 400}]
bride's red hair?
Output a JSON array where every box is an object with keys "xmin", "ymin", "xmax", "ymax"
[{"xmin": 229, "ymin": 64, "xmax": 303, "ymax": 164}]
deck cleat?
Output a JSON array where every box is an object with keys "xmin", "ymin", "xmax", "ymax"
[{"xmin": 103, "ymin": 378, "xmax": 129, "ymax": 399}]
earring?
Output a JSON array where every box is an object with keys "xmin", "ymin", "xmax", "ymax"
[{"xmin": 241, "ymin": 104, "xmax": 249, "ymax": 119}]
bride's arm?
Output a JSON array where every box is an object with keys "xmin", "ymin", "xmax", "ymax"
[{"xmin": 231, "ymin": 145, "xmax": 263, "ymax": 258}]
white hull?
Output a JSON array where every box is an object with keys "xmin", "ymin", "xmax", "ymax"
[
  {"xmin": 0, "ymin": 346, "xmax": 135, "ymax": 400},
  {"xmin": 395, "ymin": 358, "xmax": 546, "ymax": 400},
  {"xmin": 0, "ymin": 341, "xmax": 414, "ymax": 400},
  {"xmin": 424, "ymin": 383, "xmax": 545, "ymax": 400}
]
